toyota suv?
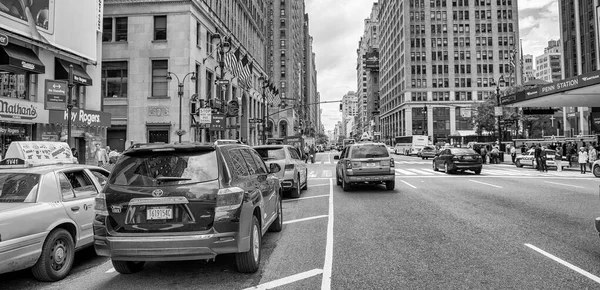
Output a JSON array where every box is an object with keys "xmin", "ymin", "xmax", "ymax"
[
  {"xmin": 93, "ymin": 142, "xmax": 283, "ymax": 274},
  {"xmin": 334, "ymin": 142, "xmax": 395, "ymax": 191}
]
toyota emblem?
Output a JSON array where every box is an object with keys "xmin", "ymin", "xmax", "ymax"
[{"xmin": 152, "ymin": 189, "xmax": 164, "ymax": 197}]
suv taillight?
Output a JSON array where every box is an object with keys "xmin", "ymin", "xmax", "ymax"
[
  {"xmin": 94, "ymin": 192, "xmax": 109, "ymax": 216},
  {"xmin": 285, "ymin": 164, "xmax": 294, "ymax": 171},
  {"xmin": 216, "ymin": 187, "xmax": 244, "ymax": 212},
  {"xmin": 345, "ymin": 160, "xmax": 352, "ymax": 169},
  {"xmin": 390, "ymin": 158, "xmax": 394, "ymax": 167}
]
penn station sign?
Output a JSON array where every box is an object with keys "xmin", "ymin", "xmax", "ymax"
[
  {"xmin": 0, "ymin": 97, "xmax": 48, "ymax": 123},
  {"xmin": 49, "ymin": 108, "xmax": 111, "ymax": 127}
]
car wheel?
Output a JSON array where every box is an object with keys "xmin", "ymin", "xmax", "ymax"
[
  {"xmin": 111, "ymin": 260, "xmax": 145, "ymax": 274},
  {"xmin": 302, "ymin": 169, "xmax": 308, "ymax": 190},
  {"xmin": 342, "ymin": 176, "xmax": 351, "ymax": 191},
  {"xmin": 515, "ymin": 160, "xmax": 523, "ymax": 168},
  {"xmin": 385, "ymin": 180, "xmax": 395, "ymax": 190},
  {"xmin": 31, "ymin": 229, "xmax": 75, "ymax": 282},
  {"xmin": 336, "ymin": 170, "xmax": 342, "ymax": 185},
  {"xmin": 444, "ymin": 163, "xmax": 452, "ymax": 174},
  {"xmin": 433, "ymin": 161, "xmax": 439, "ymax": 171},
  {"xmin": 236, "ymin": 215, "xmax": 261, "ymax": 273},
  {"xmin": 474, "ymin": 169, "xmax": 481, "ymax": 175},
  {"xmin": 421, "ymin": 157, "xmax": 425, "ymax": 160},
  {"xmin": 268, "ymin": 195, "xmax": 283, "ymax": 232},
  {"xmin": 290, "ymin": 174, "xmax": 301, "ymax": 198},
  {"xmin": 594, "ymin": 165, "xmax": 600, "ymax": 178}
]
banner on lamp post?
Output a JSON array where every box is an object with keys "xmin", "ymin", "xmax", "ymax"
[{"xmin": 494, "ymin": 107, "xmax": 503, "ymax": 117}]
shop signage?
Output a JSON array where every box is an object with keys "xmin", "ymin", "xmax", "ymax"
[
  {"xmin": 0, "ymin": 33, "xmax": 8, "ymax": 46},
  {"xmin": 210, "ymin": 114, "xmax": 225, "ymax": 131},
  {"xmin": 198, "ymin": 108, "xmax": 211, "ymax": 124},
  {"xmin": 48, "ymin": 108, "xmax": 111, "ymax": 127},
  {"xmin": 0, "ymin": 127, "xmax": 26, "ymax": 135},
  {"xmin": 591, "ymin": 112, "xmax": 600, "ymax": 133},
  {"xmin": 45, "ymin": 80, "xmax": 68, "ymax": 110},
  {"xmin": 0, "ymin": 97, "xmax": 47, "ymax": 124},
  {"xmin": 567, "ymin": 112, "xmax": 578, "ymax": 118},
  {"xmin": 148, "ymin": 106, "xmax": 169, "ymax": 116}
]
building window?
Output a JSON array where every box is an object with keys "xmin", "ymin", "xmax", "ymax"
[
  {"xmin": 115, "ymin": 17, "xmax": 128, "ymax": 41},
  {"xmin": 154, "ymin": 16, "xmax": 167, "ymax": 40},
  {"xmin": 148, "ymin": 127, "xmax": 170, "ymax": 143},
  {"xmin": 206, "ymin": 70, "xmax": 213, "ymax": 101},
  {"xmin": 102, "ymin": 17, "xmax": 112, "ymax": 42},
  {"xmin": 196, "ymin": 22, "xmax": 202, "ymax": 47},
  {"xmin": 101, "ymin": 61, "xmax": 128, "ymax": 98},
  {"xmin": 206, "ymin": 31, "xmax": 213, "ymax": 54},
  {"xmin": 151, "ymin": 60, "xmax": 168, "ymax": 97},
  {"xmin": 0, "ymin": 73, "xmax": 30, "ymax": 100}
]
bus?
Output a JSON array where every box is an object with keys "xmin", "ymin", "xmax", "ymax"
[{"xmin": 394, "ymin": 135, "xmax": 430, "ymax": 155}]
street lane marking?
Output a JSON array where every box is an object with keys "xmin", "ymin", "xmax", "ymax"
[
  {"xmin": 321, "ymin": 178, "xmax": 334, "ymax": 290},
  {"xmin": 322, "ymin": 170, "xmax": 332, "ymax": 177},
  {"xmin": 395, "ymin": 169, "xmax": 417, "ymax": 175},
  {"xmin": 243, "ymin": 268, "xmax": 324, "ymax": 290},
  {"xmin": 283, "ymin": 194, "xmax": 329, "ymax": 202},
  {"xmin": 283, "ymin": 215, "xmax": 328, "ymax": 225},
  {"xmin": 543, "ymin": 181, "xmax": 586, "ymax": 189},
  {"xmin": 400, "ymin": 180, "xmax": 417, "ymax": 189},
  {"xmin": 106, "ymin": 268, "xmax": 116, "ymax": 273},
  {"xmin": 405, "ymin": 168, "xmax": 435, "ymax": 175},
  {"xmin": 525, "ymin": 244, "xmax": 600, "ymax": 284},
  {"xmin": 468, "ymin": 179, "xmax": 503, "ymax": 188}
]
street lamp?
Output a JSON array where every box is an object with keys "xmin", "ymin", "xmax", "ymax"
[
  {"xmin": 66, "ymin": 64, "xmax": 74, "ymax": 147},
  {"xmin": 258, "ymin": 76, "xmax": 272, "ymax": 145},
  {"xmin": 167, "ymin": 71, "xmax": 196, "ymax": 143},
  {"xmin": 421, "ymin": 105, "xmax": 427, "ymax": 136},
  {"xmin": 210, "ymin": 33, "xmax": 231, "ymax": 141},
  {"xmin": 490, "ymin": 75, "xmax": 506, "ymax": 144}
]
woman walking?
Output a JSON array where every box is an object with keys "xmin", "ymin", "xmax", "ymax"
[
  {"xmin": 588, "ymin": 145, "xmax": 597, "ymax": 171},
  {"xmin": 578, "ymin": 147, "xmax": 588, "ymax": 174}
]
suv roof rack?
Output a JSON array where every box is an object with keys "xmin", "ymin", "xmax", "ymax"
[{"xmin": 126, "ymin": 142, "xmax": 216, "ymax": 152}]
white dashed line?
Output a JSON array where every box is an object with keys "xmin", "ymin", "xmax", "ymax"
[
  {"xmin": 525, "ymin": 244, "xmax": 600, "ymax": 284},
  {"xmin": 283, "ymin": 215, "xmax": 328, "ymax": 225},
  {"xmin": 321, "ymin": 179, "xmax": 334, "ymax": 290},
  {"xmin": 283, "ymin": 194, "xmax": 329, "ymax": 202},
  {"xmin": 468, "ymin": 179, "xmax": 503, "ymax": 188},
  {"xmin": 243, "ymin": 268, "xmax": 324, "ymax": 290},
  {"xmin": 543, "ymin": 181, "xmax": 586, "ymax": 189},
  {"xmin": 400, "ymin": 180, "xmax": 417, "ymax": 189}
]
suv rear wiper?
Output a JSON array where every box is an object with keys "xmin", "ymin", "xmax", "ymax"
[{"xmin": 156, "ymin": 176, "xmax": 192, "ymax": 184}]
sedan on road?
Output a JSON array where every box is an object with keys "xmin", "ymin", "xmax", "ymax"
[
  {"xmin": 433, "ymin": 148, "xmax": 482, "ymax": 174},
  {"xmin": 515, "ymin": 149, "xmax": 560, "ymax": 169},
  {"xmin": 335, "ymin": 142, "xmax": 395, "ymax": 191},
  {"xmin": 253, "ymin": 144, "xmax": 307, "ymax": 198},
  {"xmin": 418, "ymin": 145, "xmax": 437, "ymax": 159}
]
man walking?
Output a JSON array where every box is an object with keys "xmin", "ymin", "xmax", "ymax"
[
  {"xmin": 510, "ymin": 145, "xmax": 517, "ymax": 164},
  {"xmin": 534, "ymin": 144, "xmax": 543, "ymax": 171},
  {"xmin": 95, "ymin": 143, "xmax": 109, "ymax": 166},
  {"xmin": 555, "ymin": 147, "xmax": 562, "ymax": 172},
  {"xmin": 578, "ymin": 147, "xmax": 588, "ymax": 174}
]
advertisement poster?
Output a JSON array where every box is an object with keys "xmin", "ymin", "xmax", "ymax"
[{"xmin": 0, "ymin": 0, "xmax": 98, "ymax": 61}]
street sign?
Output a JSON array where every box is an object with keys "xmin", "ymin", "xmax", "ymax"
[
  {"xmin": 198, "ymin": 108, "xmax": 211, "ymax": 124},
  {"xmin": 215, "ymin": 79, "xmax": 230, "ymax": 86},
  {"xmin": 494, "ymin": 106, "xmax": 503, "ymax": 117},
  {"xmin": 44, "ymin": 80, "xmax": 68, "ymax": 110},
  {"xmin": 210, "ymin": 114, "xmax": 226, "ymax": 131},
  {"xmin": 249, "ymin": 118, "xmax": 264, "ymax": 124},
  {"xmin": 227, "ymin": 99, "xmax": 239, "ymax": 116}
]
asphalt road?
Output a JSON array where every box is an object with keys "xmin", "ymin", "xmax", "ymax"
[{"xmin": 3, "ymin": 151, "xmax": 600, "ymax": 289}]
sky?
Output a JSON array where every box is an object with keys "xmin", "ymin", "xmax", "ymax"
[{"xmin": 304, "ymin": 0, "xmax": 560, "ymax": 132}]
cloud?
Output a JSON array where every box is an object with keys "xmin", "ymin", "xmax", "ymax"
[
  {"xmin": 517, "ymin": 0, "xmax": 556, "ymax": 10},
  {"xmin": 519, "ymin": 1, "xmax": 560, "ymax": 58}
]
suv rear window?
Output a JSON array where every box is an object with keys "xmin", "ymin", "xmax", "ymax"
[
  {"xmin": 255, "ymin": 147, "xmax": 286, "ymax": 161},
  {"xmin": 109, "ymin": 151, "xmax": 219, "ymax": 186},
  {"xmin": 350, "ymin": 144, "xmax": 389, "ymax": 158},
  {"xmin": 0, "ymin": 173, "xmax": 40, "ymax": 203}
]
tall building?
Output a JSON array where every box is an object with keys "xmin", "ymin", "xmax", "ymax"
[
  {"xmin": 268, "ymin": 0, "xmax": 307, "ymax": 139},
  {"xmin": 535, "ymin": 40, "xmax": 561, "ymax": 82},
  {"xmin": 378, "ymin": 0, "xmax": 520, "ymax": 144},
  {"xmin": 559, "ymin": 1, "xmax": 597, "ymax": 136},
  {"xmin": 0, "ymin": 1, "xmax": 107, "ymax": 163},
  {"xmin": 103, "ymin": 0, "xmax": 268, "ymax": 147},
  {"xmin": 356, "ymin": 2, "xmax": 380, "ymax": 140},
  {"xmin": 341, "ymin": 91, "xmax": 357, "ymax": 138},
  {"xmin": 303, "ymin": 13, "xmax": 319, "ymax": 137},
  {"xmin": 522, "ymin": 54, "xmax": 534, "ymax": 83}
]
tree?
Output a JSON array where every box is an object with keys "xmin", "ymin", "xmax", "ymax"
[
  {"xmin": 315, "ymin": 133, "xmax": 329, "ymax": 145},
  {"xmin": 472, "ymin": 99, "xmax": 497, "ymax": 136}
]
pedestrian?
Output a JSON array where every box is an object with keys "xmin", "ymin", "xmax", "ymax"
[
  {"xmin": 303, "ymin": 145, "xmax": 310, "ymax": 163},
  {"xmin": 540, "ymin": 146, "xmax": 548, "ymax": 172},
  {"xmin": 94, "ymin": 143, "xmax": 109, "ymax": 166},
  {"xmin": 555, "ymin": 147, "xmax": 562, "ymax": 172},
  {"xmin": 566, "ymin": 143, "xmax": 573, "ymax": 167},
  {"xmin": 480, "ymin": 145, "xmax": 487, "ymax": 164},
  {"xmin": 510, "ymin": 145, "xmax": 517, "ymax": 164},
  {"xmin": 71, "ymin": 148, "xmax": 78, "ymax": 159},
  {"xmin": 491, "ymin": 146, "xmax": 499, "ymax": 164},
  {"xmin": 578, "ymin": 147, "xmax": 588, "ymax": 174},
  {"xmin": 534, "ymin": 144, "xmax": 543, "ymax": 171},
  {"xmin": 588, "ymin": 145, "xmax": 597, "ymax": 171},
  {"xmin": 309, "ymin": 144, "xmax": 316, "ymax": 164}
]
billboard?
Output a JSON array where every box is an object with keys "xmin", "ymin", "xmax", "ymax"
[{"xmin": 0, "ymin": 0, "xmax": 99, "ymax": 61}]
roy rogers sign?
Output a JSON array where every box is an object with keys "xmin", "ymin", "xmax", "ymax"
[
  {"xmin": 49, "ymin": 108, "xmax": 111, "ymax": 127},
  {"xmin": 0, "ymin": 97, "xmax": 47, "ymax": 123}
]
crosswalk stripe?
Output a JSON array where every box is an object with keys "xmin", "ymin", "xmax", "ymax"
[
  {"xmin": 395, "ymin": 169, "xmax": 417, "ymax": 175},
  {"xmin": 405, "ymin": 168, "xmax": 435, "ymax": 175}
]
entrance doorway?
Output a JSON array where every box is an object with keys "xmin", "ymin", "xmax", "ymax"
[{"xmin": 75, "ymin": 137, "xmax": 86, "ymax": 164}]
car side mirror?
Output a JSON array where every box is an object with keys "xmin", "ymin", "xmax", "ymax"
[
  {"xmin": 334, "ymin": 155, "xmax": 340, "ymax": 160},
  {"xmin": 269, "ymin": 163, "xmax": 281, "ymax": 174}
]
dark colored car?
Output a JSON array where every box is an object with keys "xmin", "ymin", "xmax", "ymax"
[
  {"xmin": 432, "ymin": 148, "xmax": 482, "ymax": 174},
  {"xmin": 334, "ymin": 142, "xmax": 395, "ymax": 191},
  {"xmin": 94, "ymin": 142, "xmax": 283, "ymax": 274}
]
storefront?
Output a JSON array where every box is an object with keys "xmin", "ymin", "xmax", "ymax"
[
  {"xmin": 48, "ymin": 108, "xmax": 111, "ymax": 165},
  {"xmin": 0, "ymin": 97, "xmax": 49, "ymax": 158}
]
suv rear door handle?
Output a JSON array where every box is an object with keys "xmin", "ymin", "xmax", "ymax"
[{"xmin": 71, "ymin": 206, "xmax": 80, "ymax": 211}]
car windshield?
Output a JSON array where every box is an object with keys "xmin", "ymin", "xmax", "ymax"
[
  {"xmin": 255, "ymin": 147, "xmax": 286, "ymax": 160},
  {"xmin": 0, "ymin": 173, "xmax": 40, "ymax": 203},
  {"xmin": 450, "ymin": 148, "xmax": 477, "ymax": 155},
  {"xmin": 350, "ymin": 144, "xmax": 389, "ymax": 158},
  {"xmin": 109, "ymin": 151, "xmax": 219, "ymax": 186}
]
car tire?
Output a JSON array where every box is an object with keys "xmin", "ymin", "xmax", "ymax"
[
  {"xmin": 268, "ymin": 195, "xmax": 283, "ymax": 232},
  {"xmin": 421, "ymin": 157, "xmax": 425, "ymax": 160},
  {"xmin": 385, "ymin": 180, "xmax": 395, "ymax": 190},
  {"xmin": 433, "ymin": 161, "xmax": 438, "ymax": 171},
  {"xmin": 515, "ymin": 160, "xmax": 523, "ymax": 167},
  {"xmin": 594, "ymin": 165, "xmax": 600, "ymax": 178},
  {"xmin": 111, "ymin": 260, "xmax": 145, "ymax": 274},
  {"xmin": 290, "ymin": 174, "xmax": 301, "ymax": 198},
  {"xmin": 236, "ymin": 216, "xmax": 261, "ymax": 273},
  {"xmin": 31, "ymin": 229, "xmax": 75, "ymax": 282},
  {"xmin": 444, "ymin": 163, "xmax": 452, "ymax": 174},
  {"xmin": 342, "ymin": 177, "xmax": 351, "ymax": 191},
  {"xmin": 302, "ymin": 169, "xmax": 308, "ymax": 190},
  {"xmin": 474, "ymin": 169, "xmax": 481, "ymax": 175},
  {"xmin": 336, "ymin": 170, "xmax": 342, "ymax": 185}
]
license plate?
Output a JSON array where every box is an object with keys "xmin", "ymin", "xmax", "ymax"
[
  {"xmin": 366, "ymin": 162, "xmax": 377, "ymax": 167},
  {"xmin": 147, "ymin": 206, "xmax": 173, "ymax": 220},
  {"xmin": 464, "ymin": 156, "xmax": 472, "ymax": 160}
]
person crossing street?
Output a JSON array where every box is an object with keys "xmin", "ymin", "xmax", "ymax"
[{"xmin": 578, "ymin": 147, "xmax": 588, "ymax": 174}]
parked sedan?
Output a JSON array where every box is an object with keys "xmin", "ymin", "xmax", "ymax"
[
  {"xmin": 254, "ymin": 144, "xmax": 307, "ymax": 198},
  {"xmin": 433, "ymin": 148, "xmax": 482, "ymax": 174},
  {"xmin": 335, "ymin": 142, "xmax": 395, "ymax": 191},
  {"xmin": 94, "ymin": 142, "xmax": 282, "ymax": 274},
  {"xmin": 0, "ymin": 141, "xmax": 109, "ymax": 281}
]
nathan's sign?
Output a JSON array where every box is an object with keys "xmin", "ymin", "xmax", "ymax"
[
  {"xmin": 49, "ymin": 108, "xmax": 111, "ymax": 127},
  {"xmin": 0, "ymin": 97, "xmax": 48, "ymax": 123}
]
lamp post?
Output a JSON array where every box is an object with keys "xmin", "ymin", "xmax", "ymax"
[
  {"xmin": 210, "ymin": 34, "xmax": 231, "ymax": 141},
  {"xmin": 66, "ymin": 65, "xmax": 74, "ymax": 147},
  {"xmin": 421, "ymin": 105, "xmax": 427, "ymax": 136},
  {"xmin": 167, "ymin": 71, "xmax": 196, "ymax": 143},
  {"xmin": 490, "ymin": 75, "xmax": 506, "ymax": 145},
  {"xmin": 258, "ymin": 76, "xmax": 270, "ymax": 145}
]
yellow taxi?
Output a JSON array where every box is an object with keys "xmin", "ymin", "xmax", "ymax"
[{"xmin": 0, "ymin": 142, "xmax": 109, "ymax": 281}]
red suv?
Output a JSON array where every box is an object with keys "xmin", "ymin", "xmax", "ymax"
[{"xmin": 94, "ymin": 142, "xmax": 283, "ymax": 274}]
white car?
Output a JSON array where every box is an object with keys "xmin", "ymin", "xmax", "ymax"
[{"xmin": 593, "ymin": 160, "xmax": 600, "ymax": 177}]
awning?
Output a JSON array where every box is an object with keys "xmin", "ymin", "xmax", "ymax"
[
  {"xmin": 55, "ymin": 58, "xmax": 93, "ymax": 86},
  {"xmin": 0, "ymin": 43, "xmax": 45, "ymax": 74}
]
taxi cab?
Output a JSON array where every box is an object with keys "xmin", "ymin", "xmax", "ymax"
[{"xmin": 0, "ymin": 142, "xmax": 109, "ymax": 281}]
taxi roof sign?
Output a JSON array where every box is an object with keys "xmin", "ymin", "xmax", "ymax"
[{"xmin": 0, "ymin": 141, "xmax": 77, "ymax": 168}]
